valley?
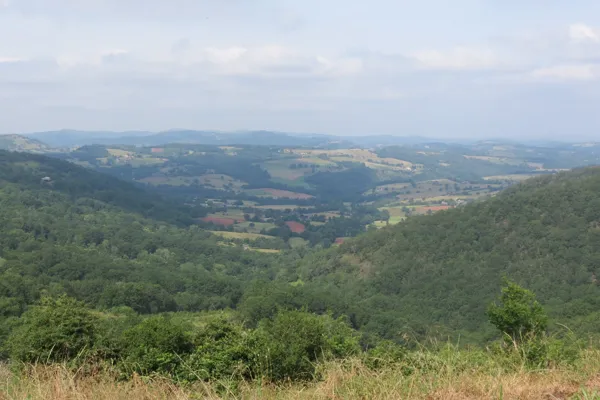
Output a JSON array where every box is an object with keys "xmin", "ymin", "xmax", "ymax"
[
  {"xmin": 5, "ymin": 3, "xmax": 600, "ymax": 397},
  {"xmin": 1, "ymin": 132, "xmax": 600, "ymax": 398},
  {"xmin": 7, "ymin": 131, "xmax": 594, "ymax": 253}
]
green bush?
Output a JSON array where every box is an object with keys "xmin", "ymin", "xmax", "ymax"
[
  {"xmin": 250, "ymin": 310, "xmax": 360, "ymax": 382},
  {"xmin": 487, "ymin": 280, "xmax": 581, "ymax": 368},
  {"xmin": 120, "ymin": 315, "xmax": 193, "ymax": 376},
  {"xmin": 487, "ymin": 279, "xmax": 548, "ymax": 343},
  {"xmin": 184, "ymin": 318, "xmax": 252, "ymax": 381},
  {"xmin": 5, "ymin": 295, "xmax": 99, "ymax": 363}
]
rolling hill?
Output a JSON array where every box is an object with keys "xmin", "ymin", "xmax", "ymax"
[
  {"xmin": 0, "ymin": 150, "xmax": 283, "ymax": 330},
  {"xmin": 288, "ymin": 166, "xmax": 600, "ymax": 343},
  {"xmin": 0, "ymin": 134, "xmax": 52, "ymax": 153},
  {"xmin": 2, "ymin": 148, "xmax": 600, "ymax": 347}
]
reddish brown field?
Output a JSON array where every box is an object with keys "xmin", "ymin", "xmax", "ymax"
[
  {"xmin": 285, "ymin": 221, "xmax": 306, "ymax": 233},
  {"xmin": 201, "ymin": 217, "xmax": 236, "ymax": 226}
]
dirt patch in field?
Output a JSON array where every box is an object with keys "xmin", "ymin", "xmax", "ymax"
[{"xmin": 285, "ymin": 221, "xmax": 306, "ymax": 233}]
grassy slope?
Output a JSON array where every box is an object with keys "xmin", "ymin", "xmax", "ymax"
[{"xmin": 4, "ymin": 350, "xmax": 600, "ymax": 399}]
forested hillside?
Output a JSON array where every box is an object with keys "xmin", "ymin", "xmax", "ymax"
[
  {"xmin": 0, "ymin": 151, "xmax": 283, "ymax": 340},
  {"xmin": 4, "ymin": 151, "xmax": 600, "ymax": 397},
  {"xmin": 3, "ymin": 149, "xmax": 600, "ymax": 347},
  {"xmin": 286, "ymin": 167, "xmax": 600, "ymax": 343},
  {"xmin": 0, "ymin": 150, "xmax": 200, "ymax": 225}
]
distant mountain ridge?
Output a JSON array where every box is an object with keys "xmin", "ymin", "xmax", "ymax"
[{"xmin": 23, "ymin": 129, "xmax": 457, "ymax": 148}]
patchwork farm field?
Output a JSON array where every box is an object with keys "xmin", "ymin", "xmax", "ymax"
[
  {"xmin": 244, "ymin": 188, "xmax": 314, "ymax": 199},
  {"xmin": 209, "ymin": 231, "xmax": 275, "ymax": 240},
  {"xmin": 484, "ymin": 174, "xmax": 541, "ymax": 182},
  {"xmin": 378, "ymin": 206, "xmax": 406, "ymax": 224},
  {"xmin": 463, "ymin": 155, "xmax": 525, "ymax": 165},
  {"xmin": 202, "ymin": 211, "xmax": 247, "ymax": 226},
  {"xmin": 234, "ymin": 221, "xmax": 277, "ymax": 233},
  {"xmin": 288, "ymin": 148, "xmax": 415, "ymax": 169},
  {"xmin": 285, "ymin": 221, "xmax": 306, "ymax": 233},
  {"xmin": 253, "ymin": 204, "xmax": 312, "ymax": 210}
]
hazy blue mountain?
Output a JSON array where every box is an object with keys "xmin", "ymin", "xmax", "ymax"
[{"xmin": 25, "ymin": 129, "xmax": 450, "ymax": 148}]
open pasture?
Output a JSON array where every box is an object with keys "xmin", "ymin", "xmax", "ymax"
[
  {"xmin": 210, "ymin": 231, "xmax": 275, "ymax": 240},
  {"xmin": 234, "ymin": 221, "xmax": 277, "ymax": 233},
  {"xmin": 287, "ymin": 148, "xmax": 415, "ymax": 170},
  {"xmin": 464, "ymin": 155, "xmax": 525, "ymax": 165},
  {"xmin": 244, "ymin": 188, "xmax": 314, "ymax": 200},
  {"xmin": 484, "ymin": 174, "xmax": 539, "ymax": 182}
]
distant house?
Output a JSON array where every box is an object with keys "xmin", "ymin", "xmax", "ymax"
[{"xmin": 40, "ymin": 176, "xmax": 52, "ymax": 184}]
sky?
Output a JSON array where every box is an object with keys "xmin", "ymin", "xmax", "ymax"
[{"xmin": 1, "ymin": 0, "xmax": 600, "ymax": 139}]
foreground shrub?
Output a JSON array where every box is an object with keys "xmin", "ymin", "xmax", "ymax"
[
  {"xmin": 487, "ymin": 279, "xmax": 547, "ymax": 343},
  {"xmin": 251, "ymin": 310, "xmax": 360, "ymax": 382},
  {"xmin": 5, "ymin": 295, "xmax": 99, "ymax": 363},
  {"xmin": 120, "ymin": 315, "xmax": 193, "ymax": 376},
  {"xmin": 184, "ymin": 318, "xmax": 252, "ymax": 381},
  {"xmin": 487, "ymin": 280, "xmax": 582, "ymax": 368}
]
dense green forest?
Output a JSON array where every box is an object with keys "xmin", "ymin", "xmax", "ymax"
[
  {"xmin": 2, "ymin": 150, "xmax": 600, "ymax": 365},
  {"xmin": 2, "ymin": 150, "xmax": 600, "ymax": 394},
  {"xmin": 0, "ymin": 151, "xmax": 285, "ymax": 336},
  {"xmin": 287, "ymin": 167, "xmax": 600, "ymax": 343}
]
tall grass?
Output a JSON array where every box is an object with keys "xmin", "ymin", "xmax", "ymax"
[{"xmin": 2, "ymin": 347, "xmax": 600, "ymax": 399}]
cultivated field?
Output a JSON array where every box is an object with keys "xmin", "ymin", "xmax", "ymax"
[
  {"xmin": 253, "ymin": 204, "xmax": 312, "ymax": 210},
  {"xmin": 234, "ymin": 221, "xmax": 277, "ymax": 233},
  {"xmin": 287, "ymin": 148, "xmax": 416, "ymax": 170},
  {"xmin": 244, "ymin": 188, "xmax": 314, "ymax": 200},
  {"xmin": 378, "ymin": 206, "xmax": 406, "ymax": 224},
  {"xmin": 209, "ymin": 231, "xmax": 275, "ymax": 240},
  {"xmin": 285, "ymin": 221, "xmax": 306, "ymax": 233},
  {"xmin": 463, "ymin": 155, "xmax": 526, "ymax": 166},
  {"xmin": 484, "ymin": 174, "xmax": 540, "ymax": 182},
  {"xmin": 106, "ymin": 148, "xmax": 134, "ymax": 157}
]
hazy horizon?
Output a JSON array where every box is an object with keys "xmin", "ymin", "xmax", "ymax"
[{"xmin": 2, "ymin": 1, "xmax": 600, "ymax": 140}]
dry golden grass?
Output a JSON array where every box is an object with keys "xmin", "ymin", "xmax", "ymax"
[{"xmin": 3, "ymin": 353, "xmax": 600, "ymax": 400}]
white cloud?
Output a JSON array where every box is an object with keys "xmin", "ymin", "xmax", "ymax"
[
  {"xmin": 0, "ymin": 57, "xmax": 22, "ymax": 63},
  {"xmin": 569, "ymin": 23, "xmax": 599, "ymax": 43},
  {"xmin": 531, "ymin": 64, "xmax": 599, "ymax": 81},
  {"xmin": 412, "ymin": 47, "xmax": 499, "ymax": 70}
]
